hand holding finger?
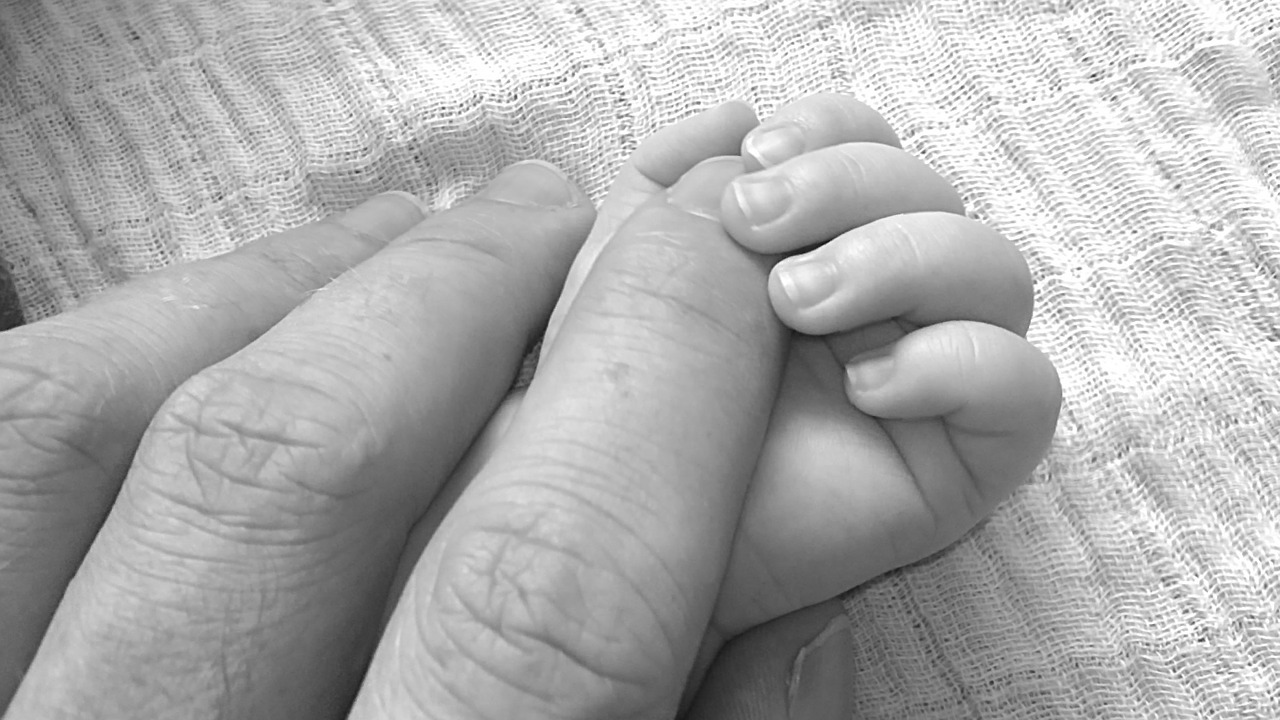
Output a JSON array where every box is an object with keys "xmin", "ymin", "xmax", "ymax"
[
  {"xmin": 541, "ymin": 100, "xmax": 760, "ymax": 356},
  {"xmin": 353, "ymin": 157, "xmax": 788, "ymax": 719}
]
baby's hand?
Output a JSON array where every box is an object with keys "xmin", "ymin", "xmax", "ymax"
[
  {"xmin": 391, "ymin": 96, "xmax": 1061, "ymax": 670},
  {"xmin": 711, "ymin": 94, "xmax": 1062, "ymax": 635}
]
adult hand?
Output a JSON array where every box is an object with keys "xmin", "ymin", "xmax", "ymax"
[{"xmin": 1, "ymin": 132, "xmax": 793, "ymax": 716}]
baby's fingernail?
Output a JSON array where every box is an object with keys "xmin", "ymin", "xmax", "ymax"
[
  {"xmin": 731, "ymin": 172, "xmax": 792, "ymax": 228},
  {"xmin": 745, "ymin": 123, "xmax": 806, "ymax": 168},
  {"xmin": 846, "ymin": 347, "xmax": 896, "ymax": 393},
  {"xmin": 776, "ymin": 258, "xmax": 837, "ymax": 309},
  {"xmin": 483, "ymin": 160, "xmax": 579, "ymax": 208},
  {"xmin": 788, "ymin": 612, "xmax": 857, "ymax": 720},
  {"xmin": 666, "ymin": 156, "xmax": 744, "ymax": 220}
]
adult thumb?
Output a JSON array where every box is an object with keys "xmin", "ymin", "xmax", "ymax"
[{"xmin": 684, "ymin": 598, "xmax": 858, "ymax": 720}]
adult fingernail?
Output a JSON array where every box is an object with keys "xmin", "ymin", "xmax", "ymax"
[
  {"xmin": 776, "ymin": 258, "xmax": 837, "ymax": 309},
  {"xmin": 788, "ymin": 612, "xmax": 857, "ymax": 720},
  {"xmin": 483, "ymin": 159, "xmax": 579, "ymax": 208},
  {"xmin": 846, "ymin": 346, "xmax": 896, "ymax": 393},
  {"xmin": 731, "ymin": 173, "xmax": 792, "ymax": 228},
  {"xmin": 338, "ymin": 191, "xmax": 430, "ymax": 242},
  {"xmin": 666, "ymin": 156, "xmax": 744, "ymax": 220},
  {"xmin": 744, "ymin": 123, "xmax": 806, "ymax": 168}
]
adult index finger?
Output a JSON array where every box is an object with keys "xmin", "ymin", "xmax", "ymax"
[{"xmin": 353, "ymin": 157, "xmax": 789, "ymax": 720}]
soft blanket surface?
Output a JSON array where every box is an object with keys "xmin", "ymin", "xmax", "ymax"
[{"xmin": 3, "ymin": 1, "xmax": 1280, "ymax": 717}]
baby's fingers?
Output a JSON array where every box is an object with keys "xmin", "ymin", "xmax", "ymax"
[
  {"xmin": 771, "ymin": 213, "xmax": 1033, "ymax": 336},
  {"xmin": 722, "ymin": 142, "xmax": 964, "ymax": 254},
  {"xmin": 742, "ymin": 92, "xmax": 902, "ymax": 170},
  {"xmin": 848, "ymin": 321, "xmax": 1062, "ymax": 494}
]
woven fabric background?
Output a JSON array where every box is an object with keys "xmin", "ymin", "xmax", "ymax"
[{"xmin": 3, "ymin": 0, "xmax": 1280, "ymax": 717}]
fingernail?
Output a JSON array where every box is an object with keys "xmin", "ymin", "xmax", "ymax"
[
  {"xmin": 776, "ymin": 258, "xmax": 837, "ymax": 309},
  {"xmin": 338, "ymin": 191, "xmax": 429, "ymax": 242},
  {"xmin": 744, "ymin": 123, "xmax": 806, "ymax": 168},
  {"xmin": 731, "ymin": 173, "xmax": 792, "ymax": 228},
  {"xmin": 666, "ymin": 156, "xmax": 744, "ymax": 221},
  {"xmin": 380, "ymin": 190, "xmax": 432, "ymax": 216},
  {"xmin": 846, "ymin": 346, "xmax": 895, "ymax": 393},
  {"xmin": 788, "ymin": 613, "xmax": 857, "ymax": 720},
  {"xmin": 483, "ymin": 159, "xmax": 579, "ymax": 208}
]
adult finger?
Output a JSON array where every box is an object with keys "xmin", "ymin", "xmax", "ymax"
[
  {"xmin": 722, "ymin": 143, "xmax": 965, "ymax": 254},
  {"xmin": 380, "ymin": 389, "xmax": 526, "ymax": 630},
  {"xmin": 0, "ymin": 191, "xmax": 424, "ymax": 706},
  {"xmin": 742, "ymin": 92, "xmax": 901, "ymax": 171},
  {"xmin": 8, "ymin": 162, "xmax": 594, "ymax": 719},
  {"xmin": 769, "ymin": 213, "xmax": 1034, "ymax": 336},
  {"xmin": 540, "ymin": 100, "xmax": 759, "ymax": 357},
  {"xmin": 354, "ymin": 157, "xmax": 788, "ymax": 720},
  {"xmin": 684, "ymin": 598, "xmax": 856, "ymax": 720}
]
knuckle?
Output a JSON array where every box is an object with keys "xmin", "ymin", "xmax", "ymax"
[
  {"xmin": 880, "ymin": 215, "xmax": 933, "ymax": 278},
  {"xmin": 141, "ymin": 362, "xmax": 375, "ymax": 532},
  {"xmin": 425, "ymin": 504, "xmax": 670, "ymax": 715},
  {"xmin": 827, "ymin": 144, "xmax": 873, "ymax": 192},
  {"xmin": 0, "ymin": 341, "xmax": 115, "ymax": 489},
  {"xmin": 929, "ymin": 323, "xmax": 984, "ymax": 376}
]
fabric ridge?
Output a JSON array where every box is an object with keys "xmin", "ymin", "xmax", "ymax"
[{"xmin": 3, "ymin": 1, "xmax": 1280, "ymax": 717}]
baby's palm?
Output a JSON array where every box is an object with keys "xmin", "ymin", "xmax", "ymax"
[{"xmin": 713, "ymin": 318, "xmax": 1059, "ymax": 636}]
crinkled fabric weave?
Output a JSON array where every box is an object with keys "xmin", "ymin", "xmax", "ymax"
[{"xmin": 3, "ymin": 1, "xmax": 1280, "ymax": 717}]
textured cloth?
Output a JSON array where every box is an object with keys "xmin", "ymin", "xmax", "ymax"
[{"xmin": 3, "ymin": 0, "xmax": 1280, "ymax": 717}]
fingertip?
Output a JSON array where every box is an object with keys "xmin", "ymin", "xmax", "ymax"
[
  {"xmin": 741, "ymin": 122, "xmax": 808, "ymax": 171},
  {"xmin": 719, "ymin": 176, "xmax": 791, "ymax": 254},
  {"xmin": 843, "ymin": 345, "xmax": 898, "ymax": 405},
  {"xmin": 332, "ymin": 191, "xmax": 430, "ymax": 245},
  {"xmin": 632, "ymin": 101, "xmax": 759, "ymax": 187},
  {"xmin": 766, "ymin": 263, "xmax": 835, "ymax": 335},
  {"xmin": 666, "ymin": 156, "xmax": 747, "ymax": 221},
  {"xmin": 717, "ymin": 98, "xmax": 762, "ymax": 126},
  {"xmin": 378, "ymin": 190, "xmax": 432, "ymax": 217},
  {"xmin": 480, "ymin": 159, "xmax": 585, "ymax": 209}
]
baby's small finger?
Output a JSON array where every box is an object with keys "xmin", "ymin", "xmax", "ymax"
[
  {"xmin": 722, "ymin": 143, "xmax": 964, "ymax": 254},
  {"xmin": 847, "ymin": 321, "xmax": 1062, "ymax": 491},
  {"xmin": 743, "ymin": 93, "xmax": 901, "ymax": 170},
  {"xmin": 771, "ymin": 213, "xmax": 1033, "ymax": 336}
]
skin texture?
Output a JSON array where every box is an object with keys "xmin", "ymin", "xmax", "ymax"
[
  {"xmin": 0, "ymin": 94, "xmax": 1061, "ymax": 719},
  {"xmin": 350, "ymin": 157, "xmax": 788, "ymax": 720}
]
